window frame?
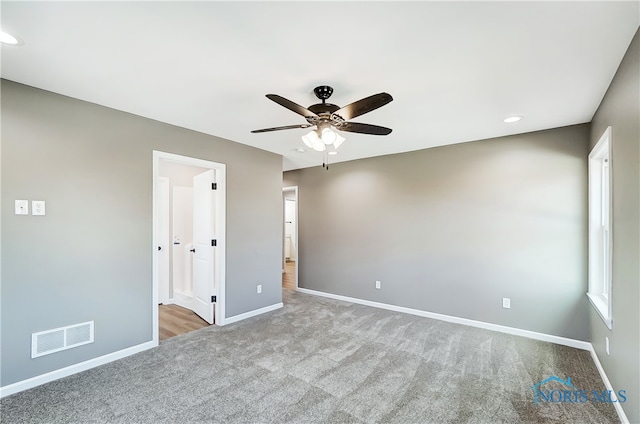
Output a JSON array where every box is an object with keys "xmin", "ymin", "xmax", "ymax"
[{"xmin": 587, "ymin": 126, "xmax": 613, "ymax": 329}]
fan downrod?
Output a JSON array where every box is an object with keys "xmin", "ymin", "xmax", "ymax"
[{"xmin": 314, "ymin": 86, "xmax": 333, "ymax": 102}]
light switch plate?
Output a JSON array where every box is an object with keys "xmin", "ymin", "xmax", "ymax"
[
  {"xmin": 32, "ymin": 200, "xmax": 46, "ymax": 216},
  {"xmin": 15, "ymin": 200, "xmax": 28, "ymax": 215}
]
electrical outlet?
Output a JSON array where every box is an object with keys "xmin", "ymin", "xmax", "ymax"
[
  {"xmin": 32, "ymin": 200, "xmax": 46, "ymax": 216},
  {"xmin": 502, "ymin": 298, "xmax": 511, "ymax": 309},
  {"xmin": 375, "ymin": 280, "xmax": 381, "ymax": 289},
  {"xmin": 605, "ymin": 337, "xmax": 610, "ymax": 355},
  {"xmin": 257, "ymin": 284, "xmax": 262, "ymax": 294}
]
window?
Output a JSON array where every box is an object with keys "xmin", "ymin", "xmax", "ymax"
[{"xmin": 587, "ymin": 126, "xmax": 612, "ymax": 329}]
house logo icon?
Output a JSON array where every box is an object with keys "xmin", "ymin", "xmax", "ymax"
[{"xmin": 531, "ymin": 376, "xmax": 574, "ymax": 405}]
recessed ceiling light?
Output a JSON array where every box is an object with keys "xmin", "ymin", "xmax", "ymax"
[
  {"xmin": 0, "ymin": 31, "xmax": 19, "ymax": 45},
  {"xmin": 504, "ymin": 116, "xmax": 522, "ymax": 123},
  {"xmin": 328, "ymin": 151, "xmax": 338, "ymax": 156}
]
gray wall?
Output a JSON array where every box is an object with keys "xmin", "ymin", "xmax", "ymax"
[
  {"xmin": 589, "ymin": 28, "xmax": 639, "ymax": 423},
  {"xmin": 284, "ymin": 124, "xmax": 590, "ymax": 341},
  {"xmin": 1, "ymin": 80, "xmax": 283, "ymax": 386}
]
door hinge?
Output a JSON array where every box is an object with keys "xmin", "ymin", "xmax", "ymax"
[
  {"xmin": 212, "ymin": 182, "xmax": 217, "ymax": 190},
  {"xmin": 211, "ymin": 295, "xmax": 216, "ymax": 303},
  {"xmin": 211, "ymin": 239, "xmax": 217, "ymax": 247}
]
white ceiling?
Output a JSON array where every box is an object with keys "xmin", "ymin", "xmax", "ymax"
[{"xmin": 1, "ymin": 2, "xmax": 638, "ymax": 171}]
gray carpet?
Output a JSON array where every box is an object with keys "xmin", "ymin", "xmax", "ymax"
[{"xmin": 1, "ymin": 290, "xmax": 620, "ymax": 423}]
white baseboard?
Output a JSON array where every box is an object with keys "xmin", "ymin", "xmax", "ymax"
[
  {"xmin": 296, "ymin": 288, "xmax": 591, "ymax": 350},
  {"xmin": 218, "ymin": 302, "xmax": 283, "ymax": 326},
  {"xmin": 0, "ymin": 340, "xmax": 156, "ymax": 399},
  {"xmin": 589, "ymin": 346, "xmax": 630, "ymax": 424}
]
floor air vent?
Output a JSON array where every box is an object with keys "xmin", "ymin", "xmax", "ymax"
[{"xmin": 31, "ymin": 321, "xmax": 94, "ymax": 358}]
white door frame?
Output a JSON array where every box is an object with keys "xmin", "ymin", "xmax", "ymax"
[
  {"xmin": 152, "ymin": 151, "xmax": 226, "ymax": 344},
  {"xmin": 156, "ymin": 176, "xmax": 170, "ymax": 305},
  {"xmin": 282, "ymin": 186, "xmax": 298, "ymax": 289}
]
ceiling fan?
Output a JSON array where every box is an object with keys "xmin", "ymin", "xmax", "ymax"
[{"xmin": 251, "ymin": 85, "xmax": 393, "ymax": 168}]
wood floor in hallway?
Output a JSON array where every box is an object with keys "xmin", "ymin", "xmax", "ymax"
[
  {"xmin": 159, "ymin": 304, "xmax": 210, "ymax": 341},
  {"xmin": 283, "ymin": 260, "xmax": 296, "ymax": 290}
]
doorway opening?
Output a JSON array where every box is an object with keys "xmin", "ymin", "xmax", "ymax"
[
  {"xmin": 282, "ymin": 186, "xmax": 298, "ymax": 290},
  {"xmin": 153, "ymin": 151, "xmax": 226, "ymax": 343}
]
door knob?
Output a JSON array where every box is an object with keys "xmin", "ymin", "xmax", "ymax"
[
  {"xmin": 190, "ymin": 248, "xmax": 196, "ymax": 253},
  {"xmin": 158, "ymin": 246, "xmax": 162, "ymax": 251}
]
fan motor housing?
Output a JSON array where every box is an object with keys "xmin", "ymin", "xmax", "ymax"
[{"xmin": 308, "ymin": 103, "xmax": 340, "ymax": 115}]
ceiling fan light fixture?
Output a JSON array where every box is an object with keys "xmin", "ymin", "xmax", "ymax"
[
  {"xmin": 253, "ymin": 86, "xmax": 393, "ymax": 168},
  {"xmin": 312, "ymin": 139, "xmax": 326, "ymax": 152},
  {"xmin": 321, "ymin": 127, "xmax": 337, "ymax": 145},
  {"xmin": 333, "ymin": 133, "xmax": 346, "ymax": 149},
  {"xmin": 301, "ymin": 130, "xmax": 319, "ymax": 148}
]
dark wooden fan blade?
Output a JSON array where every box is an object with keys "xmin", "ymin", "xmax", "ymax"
[
  {"xmin": 337, "ymin": 122, "xmax": 392, "ymax": 135},
  {"xmin": 266, "ymin": 94, "xmax": 318, "ymax": 118},
  {"xmin": 251, "ymin": 124, "xmax": 312, "ymax": 133},
  {"xmin": 332, "ymin": 93, "xmax": 393, "ymax": 121}
]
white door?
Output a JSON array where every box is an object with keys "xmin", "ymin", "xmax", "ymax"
[
  {"xmin": 192, "ymin": 169, "xmax": 216, "ymax": 324},
  {"xmin": 156, "ymin": 177, "xmax": 170, "ymax": 304}
]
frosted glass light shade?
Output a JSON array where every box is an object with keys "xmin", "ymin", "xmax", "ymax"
[
  {"xmin": 333, "ymin": 133, "xmax": 346, "ymax": 149},
  {"xmin": 321, "ymin": 127, "xmax": 337, "ymax": 145},
  {"xmin": 312, "ymin": 139, "xmax": 326, "ymax": 152},
  {"xmin": 301, "ymin": 130, "xmax": 319, "ymax": 148}
]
